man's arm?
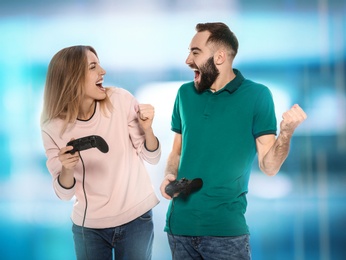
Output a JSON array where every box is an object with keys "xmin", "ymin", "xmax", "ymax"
[
  {"xmin": 256, "ymin": 104, "xmax": 307, "ymax": 176},
  {"xmin": 160, "ymin": 133, "xmax": 182, "ymax": 199}
]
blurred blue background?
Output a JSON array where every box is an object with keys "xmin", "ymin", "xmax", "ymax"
[{"xmin": 0, "ymin": 0, "xmax": 345, "ymax": 259}]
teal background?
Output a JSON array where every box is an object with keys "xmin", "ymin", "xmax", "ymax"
[{"xmin": 0, "ymin": 1, "xmax": 345, "ymax": 259}]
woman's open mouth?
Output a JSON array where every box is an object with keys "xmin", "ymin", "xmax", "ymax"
[{"xmin": 96, "ymin": 80, "xmax": 105, "ymax": 91}]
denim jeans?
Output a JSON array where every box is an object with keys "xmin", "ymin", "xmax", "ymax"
[
  {"xmin": 72, "ymin": 210, "xmax": 154, "ymax": 260},
  {"xmin": 168, "ymin": 233, "xmax": 251, "ymax": 260}
]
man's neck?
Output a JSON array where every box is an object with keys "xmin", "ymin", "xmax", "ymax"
[{"xmin": 210, "ymin": 69, "xmax": 236, "ymax": 92}]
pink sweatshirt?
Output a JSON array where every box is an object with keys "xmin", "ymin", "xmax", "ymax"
[{"xmin": 41, "ymin": 87, "xmax": 161, "ymax": 228}]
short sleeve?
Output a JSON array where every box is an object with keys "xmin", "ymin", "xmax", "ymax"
[
  {"xmin": 252, "ymin": 87, "xmax": 277, "ymax": 138},
  {"xmin": 171, "ymin": 90, "xmax": 182, "ymax": 134}
]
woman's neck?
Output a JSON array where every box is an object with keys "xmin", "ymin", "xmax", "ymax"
[{"xmin": 78, "ymin": 101, "xmax": 96, "ymax": 120}]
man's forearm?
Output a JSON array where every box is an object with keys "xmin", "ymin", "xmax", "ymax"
[
  {"xmin": 165, "ymin": 152, "xmax": 180, "ymax": 177},
  {"xmin": 260, "ymin": 132, "xmax": 291, "ymax": 176},
  {"xmin": 260, "ymin": 103, "xmax": 307, "ymax": 176}
]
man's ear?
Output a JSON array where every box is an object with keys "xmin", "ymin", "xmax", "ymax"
[{"xmin": 214, "ymin": 49, "xmax": 226, "ymax": 65}]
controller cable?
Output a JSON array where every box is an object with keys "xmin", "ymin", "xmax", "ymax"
[
  {"xmin": 168, "ymin": 197, "xmax": 177, "ymax": 259},
  {"xmin": 78, "ymin": 152, "xmax": 89, "ymax": 260}
]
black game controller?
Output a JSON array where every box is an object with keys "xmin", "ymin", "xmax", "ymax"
[
  {"xmin": 165, "ymin": 178, "xmax": 203, "ymax": 198},
  {"xmin": 66, "ymin": 135, "xmax": 109, "ymax": 154}
]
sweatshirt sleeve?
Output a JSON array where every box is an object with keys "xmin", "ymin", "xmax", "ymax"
[{"xmin": 41, "ymin": 130, "xmax": 76, "ymax": 200}]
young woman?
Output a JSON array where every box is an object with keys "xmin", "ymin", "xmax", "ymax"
[{"xmin": 41, "ymin": 45, "xmax": 161, "ymax": 260}]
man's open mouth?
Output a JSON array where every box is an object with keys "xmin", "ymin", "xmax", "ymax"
[{"xmin": 193, "ymin": 69, "xmax": 200, "ymax": 81}]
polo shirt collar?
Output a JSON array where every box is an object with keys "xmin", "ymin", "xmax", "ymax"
[{"xmin": 220, "ymin": 69, "xmax": 244, "ymax": 94}]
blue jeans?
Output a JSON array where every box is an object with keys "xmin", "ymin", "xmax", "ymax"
[
  {"xmin": 167, "ymin": 234, "xmax": 251, "ymax": 260},
  {"xmin": 72, "ymin": 210, "xmax": 154, "ymax": 260}
]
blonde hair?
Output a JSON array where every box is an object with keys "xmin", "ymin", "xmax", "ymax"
[{"xmin": 41, "ymin": 45, "xmax": 112, "ymax": 136}]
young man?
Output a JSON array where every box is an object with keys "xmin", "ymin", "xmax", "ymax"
[{"xmin": 160, "ymin": 22, "xmax": 307, "ymax": 259}]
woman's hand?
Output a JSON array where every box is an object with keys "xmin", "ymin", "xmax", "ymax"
[
  {"xmin": 57, "ymin": 140, "xmax": 80, "ymax": 188},
  {"xmin": 58, "ymin": 144, "xmax": 80, "ymax": 171},
  {"xmin": 136, "ymin": 104, "xmax": 155, "ymax": 132}
]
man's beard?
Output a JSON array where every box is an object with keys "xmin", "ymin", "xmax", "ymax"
[{"xmin": 194, "ymin": 56, "xmax": 220, "ymax": 93}]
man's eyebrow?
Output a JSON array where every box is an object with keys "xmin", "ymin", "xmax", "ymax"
[{"xmin": 189, "ymin": 47, "xmax": 202, "ymax": 52}]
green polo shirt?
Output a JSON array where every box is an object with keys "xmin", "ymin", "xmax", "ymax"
[{"xmin": 165, "ymin": 69, "xmax": 277, "ymax": 236}]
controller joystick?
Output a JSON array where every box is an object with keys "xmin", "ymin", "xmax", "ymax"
[
  {"xmin": 66, "ymin": 135, "xmax": 109, "ymax": 154},
  {"xmin": 165, "ymin": 177, "xmax": 203, "ymax": 198}
]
